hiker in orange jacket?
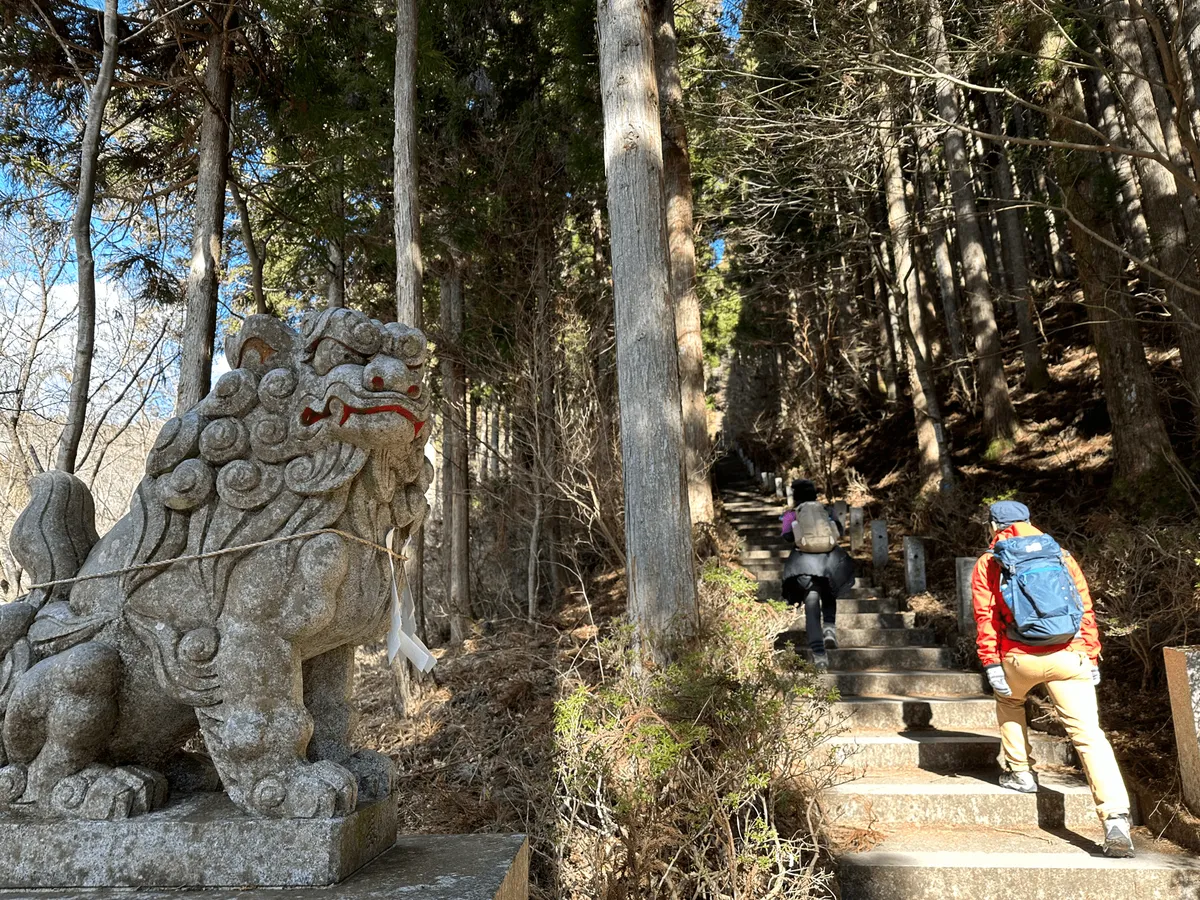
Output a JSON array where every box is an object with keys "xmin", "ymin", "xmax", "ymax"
[{"xmin": 971, "ymin": 500, "xmax": 1134, "ymax": 858}]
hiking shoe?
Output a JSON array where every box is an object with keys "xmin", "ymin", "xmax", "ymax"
[
  {"xmin": 1103, "ymin": 814, "xmax": 1135, "ymax": 858},
  {"xmin": 811, "ymin": 650, "xmax": 829, "ymax": 672},
  {"xmin": 823, "ymin": 624, "xmax": 838, "ymax": 649},
  {"xmin": 998, "ymin": 770, "xmax": 1037, "ymax": 793}
]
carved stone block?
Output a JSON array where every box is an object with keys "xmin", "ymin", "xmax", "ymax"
[{"xmin": 0, "ymin": 792, "xmax": 396, "ymax": 887}]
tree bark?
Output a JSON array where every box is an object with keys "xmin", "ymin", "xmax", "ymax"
[
  {"xmin": 230, "ymin": 179, "xmax": 267, "ymax": 315},
  {"xmin": 1104, "ymin": 0, "xmax": 1200, "ymax": 407},
  {"xmin": 652, "ymin": 0, "xmax": 713, "ymax": 526},
  {"xmin": 177, "ymin": 17, "xmax": 234, "ymax": 412},
  {"xmin": 878, "ymin": 108, "xmax": 955, "ymax": 493},
  {"xmin": 440, "ymin": 259, "xmax": 472, "ymax": 644},
  {"xmin": 597, "ymin": 0, "xmax": 698, "ymax": 663},
  {"xmin": 394, "ymin": 0, "xmax": 423, "ymax": 329},
  {"xmin": 926, "ymin": 0, "xmax": 1018, "ymax": 445},
  {"xmin": 1044, "ymin": 28, "xmax": 1182, "ymax": 495},
  {"xmin": 1084, "ymin": 68, "xmax": 1153, "ymax": 259},
  {"xmin": 984, "ymin": 95, "xmax": 1051, "ymax": 391},
  {"xmin": 326, "ymin": 155, "xmax": 345, "ymax": 309},
  {"xmin": 57, "ymin": 0, "xmax": 118, "ymax": 474},
  {"xmin": 393, "ymin": 0, "xmax": 426, "ymax": 672}
]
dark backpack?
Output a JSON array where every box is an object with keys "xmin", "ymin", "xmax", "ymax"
[{"xmin": 991, "ymin": 534, "xmax": 1083, "ymax": 646}]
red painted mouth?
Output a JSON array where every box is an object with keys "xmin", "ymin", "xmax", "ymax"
[{"xmin": 301, "ymin": 400, "xmax": 425, "ymax": 436}]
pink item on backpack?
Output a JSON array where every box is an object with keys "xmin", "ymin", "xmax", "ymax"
[{"xmin": 780, "ymin": 509, "xmax": 797, "ymax": 538}]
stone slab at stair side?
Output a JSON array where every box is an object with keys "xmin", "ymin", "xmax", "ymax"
[
  {"xmin": 0, "ymin": 793, "xmax": 397, "ymax": 889},
  {"xmin": 1165, "ymin": 646, "xmax": 1200, "ymax": 818},
  {"xmin": 0, "ymin": 833, "xmax": 531, "ymax": 900}
]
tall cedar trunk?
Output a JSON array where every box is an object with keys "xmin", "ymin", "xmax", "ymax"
[
  {"xmin": 597, "ymin": 0, "xmax": 697, "ymax": 663},
  {"xmin": 57, "ymin": 0, "xmax": 118, "ymax": 473},
  {"xmin": 230, "ymin": 180, "xmax": 267, "ymax": 315},
  {"xmin": 985, "ymin": 95, "xmax": 1051, "ymax": 390},
  {"xmin": 1105, "ymin": 0, "xmax": 1200, "ymax": 407},
  {"xmin": 489, "ymin": 403, "xmax": 500, "ymax": 477},
  {"xmin": 1129, "ymin": 1, "xmax": 1200, "ymax": 220},
  {"xmin": 441, "ymin": 261, "xmax": 471, "ymax": 644},
  {"xmin": 878, "ymin": 110, "xmax": 955, "ymax": 493},
  {"xmin": 1044, "ymin": 29, "xmax": 1182, "ymax": 494},
  {"xmin": 865, "ymin": 258, "xmax": 898, "ymax": 402},
  {"xmin": 653, "ymin": 0, "xmax": 713, "ymax": 525},
  {"xmin": 326, "ymin": 156, "xmax": 345, "ymax": 309},
  {"xmin": 927, "ymin": 0, "xmax": 1017, "ymax": 444},
  {"xmin": 393, "ymin": 0, "xmax": 426, "ymax": 661},
  {"xmin": 1086, "ymin": 68, "xmax": 1153, "ymax": 258},
  {"xmin": 177, "ymin": 19, "xmax": 234, "ymax": 412},
  {"xmin": 916, "ymin": 122, "xmax": 969, "ymax": 374},
  {"xmin": 873, "ymin": 234, "xmax": 901, "ymax": 402},
  {"xmin": 1153, "ymin": 0, "xmax": 1200, "ymax": 171}
]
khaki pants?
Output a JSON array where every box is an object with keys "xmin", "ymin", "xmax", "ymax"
[{"xmin": 996, "ymin": 649, "xmax": 1129, "ymax": 820}]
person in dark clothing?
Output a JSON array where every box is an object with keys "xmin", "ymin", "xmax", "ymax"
[{"xmin": 778, "ymin": 480, "xmax": 854, "ymax": 670}]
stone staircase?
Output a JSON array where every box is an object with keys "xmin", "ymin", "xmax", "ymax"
[{"xmin": 719, "ymin": 461, "xmax": 1200, "ymax": 900}]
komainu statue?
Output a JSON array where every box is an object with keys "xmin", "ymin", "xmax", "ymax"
[{"xmin": 0, "ymin": 309, "xmax": 431, "ymax": 820}]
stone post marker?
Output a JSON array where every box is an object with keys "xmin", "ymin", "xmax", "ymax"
[
  {"xmin": 903, "ymin": 536, "xmax": 926, "ymax": 595},
  {"xmin": 956, "ymin": 557, "xmax": 977, "ymax": 636},
  {"xmin": 832, "ymin": 500, "xmax": 849, "ymax": 532},
  {"xmin": 774, "ymin": 476, "xmax": 784, "ymax": 499},
  {"xmin": 761, "ymin": 472, "xmax": 771, "ymax": 492},
  {"xmin": 785, "ymin": 484, "xmax": 794, "ymax": 508},
  {"xmin": 1164, "ymin": 647, "xmax": 1200, "ymax": 816},
  {"xmin": 871, "ymin": 519, "xmax": 888, "ymax": 584},
  {"xmin": 849, "ymin": 507, "xmax": 864, "ymax": 553}
]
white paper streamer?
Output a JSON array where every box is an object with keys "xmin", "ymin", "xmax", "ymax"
[{"xmin": 386, "ymin": 528, "xmax": 436, "ymax": 672}]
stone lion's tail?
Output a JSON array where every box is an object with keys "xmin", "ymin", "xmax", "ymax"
[{"xmin": 10, "ymin": 471, "xmax": 99, "ymax": 608}]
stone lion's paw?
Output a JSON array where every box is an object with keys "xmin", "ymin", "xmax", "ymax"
[
  {"xmin": 248, "ymin": 760, "xmax": 358, "ymax": 818},
  {"xmin": 48, "ymin": 764, "xmax": 168, "ymax": 819},
  {"xmin": 0, "ymin": 764, "xmax": 26, "ymax": 805},
  {"xmin": 344, "ymin": 749, "xmax": 396, "ymax": 802}
]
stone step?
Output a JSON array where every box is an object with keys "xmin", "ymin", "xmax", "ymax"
[
  {"xmin": 832, "ymin": 628, "xmax": 936, "ymax": 648},
  {"xmin": 751, "ymin": 577, "xmax": 876, "ymax": 599},
  {"xmin": 778, "ymin": 629, "xmax": 934, "ymax": 650},
  {"xmin": 822, "ymin": 670, "xmax": 985, "ymax": 697},
  {"xmin": 836, "ymin": 826, "xmax": 1200, "ymax": 900},
  {"xmin": 828, "ymin": 647, "xmax": 953, "ymax": 671},
  {"xmin": 832, "ymin": 696, "xmax": 999, "ymax": 731},
  {"xmin": 825, "ymin": 731, "xmax": 1076, "ymax": 771},
  {"xmin": 836, "ymin": 612, "xmax": 917, "ymax": 630},
  {"xmin": 824, "ymin": 770, "xmax": 1098, "ymax": 830}
]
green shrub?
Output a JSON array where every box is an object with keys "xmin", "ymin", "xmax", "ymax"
[{"xmin": 552, "ymin": 561, "xmax": 842, "ymax": 899}]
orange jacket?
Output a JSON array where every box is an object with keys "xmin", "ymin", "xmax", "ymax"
[{"xmin": 971, "ymin": 522, "xmax": 1101, "ymax": 667}]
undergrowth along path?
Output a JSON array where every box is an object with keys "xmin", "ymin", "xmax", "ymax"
[{"xmin": 717, "ymin": 458, "xmax": 1200, "ymax": 900}]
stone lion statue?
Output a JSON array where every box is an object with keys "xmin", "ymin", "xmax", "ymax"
[{"xmin": 0, "ymin": 309, "xmax": 431, "ymax": 820}]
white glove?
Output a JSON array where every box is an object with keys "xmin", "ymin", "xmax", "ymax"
[
  {"xmin": 986, "ymin": 664, "xmax": 1012, "ymax": 697},
  {"xmin": 1091, "ymin": 665, "xmax": 1101, "ymax": 686}
]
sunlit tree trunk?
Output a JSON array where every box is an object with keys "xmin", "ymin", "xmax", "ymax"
[
  {"xmin": 440, "ymin": 259, "xmax": 472, "ymax": 644},
  {"xmin": 984, "ymin": 95, "xmax": 1051, "ymax": 391},
  {"xmin": 927, "ymin": 0, "xmax": 1017, "ymax": 445},
  {"xmin": 1104, "ymin": 0, "xmax": 1200, "ymax": 408},
  {"xmin": 653, "ymin": 0, "xmax": 713, "ymax": 526},
  {"xmin": 58, "ymin": 0, "xmax": 118, "ymax": 473},
  {"xmin": 230, "ymin": 180, "xmax": 267, "ymax": 315},
  {"xmin": 878, "ymin": 106, "xmax": 954, "ymax": 493},
  {"xmin": 598, "ymin": 0, "xmax": 698, "ymax": 663},
  {"xmin": 177, "ymin": 15, "xmax": 234, "ymax": 412}
]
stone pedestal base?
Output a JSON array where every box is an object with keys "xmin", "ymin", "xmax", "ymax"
[
  {"xmin": 0, "ymin": 791, "xmax": 396, "ymax": 888},
  {"xmin": 0, "ymin": 833, "xmax": 528, "ymax": 899},
  {"xmin": 1165, "ymin": 646, "xmax": 1200, "ymax": 817}
]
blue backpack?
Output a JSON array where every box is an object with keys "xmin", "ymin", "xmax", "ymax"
[{"xmin": 991, "ymin": 534, "xmax": 1083, "ymax": 646}]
